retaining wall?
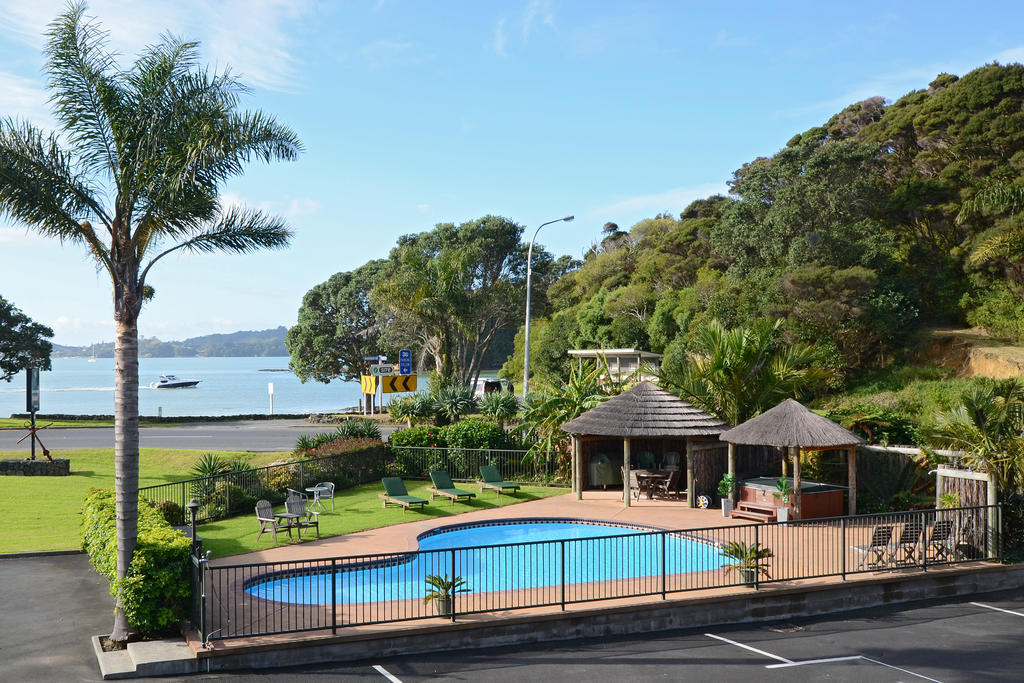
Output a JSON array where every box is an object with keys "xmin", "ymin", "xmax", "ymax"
[{"xmin": 0, "ymin": 458, "xmax": 70, "ymax": 476}]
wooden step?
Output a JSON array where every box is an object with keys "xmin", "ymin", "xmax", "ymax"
[
  {"xmin": 731, "ymin": 508, "xmax": 776, "ymax": 522},
  {"xmin": 736, "ymin": 501, "xmax": 778, "ymax": 513}
]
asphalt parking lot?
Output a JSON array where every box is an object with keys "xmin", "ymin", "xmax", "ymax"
[{"xmin": 219, "ymin": 589, "xmax": 1024, "ymax": 682}]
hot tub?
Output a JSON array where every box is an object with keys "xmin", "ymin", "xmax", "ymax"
[{"xmin": 738, "ymin": 477, "xmax": 845, "ymax": 519}]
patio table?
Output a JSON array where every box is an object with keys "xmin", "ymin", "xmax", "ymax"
[
  {"xmin": 305, "ymin": 485, "xmax": 330, "ymax": 511},
  {"xmin": 635, "ymin": 470, "xmax": 670, "ymax": 500}
]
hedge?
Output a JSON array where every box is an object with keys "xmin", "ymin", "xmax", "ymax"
[{"xmin": 82, "ymin": 488, "xmax": 192, "ymax": 637}]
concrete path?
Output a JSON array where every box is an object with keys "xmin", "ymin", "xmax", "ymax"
[{"xmin": 0, "ymin": 553, "xmax": 113, "ymax": 683}]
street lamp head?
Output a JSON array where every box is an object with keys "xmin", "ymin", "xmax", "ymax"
[{"xmin": 563, "ymin": 215, "xmax": 574, "ymax": 222}]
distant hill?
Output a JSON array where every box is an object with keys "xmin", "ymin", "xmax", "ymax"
[{"xmin": 53, "ymin": 326, "xmax": 289, "ymax": 358}]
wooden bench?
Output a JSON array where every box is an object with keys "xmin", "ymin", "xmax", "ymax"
[{"xmin": 730, "ymin": 501, "xmax": 777, "ymax": 523}]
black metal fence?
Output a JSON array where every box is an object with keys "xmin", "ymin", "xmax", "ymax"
[
  {"xmin": 140, "ymin": 447, "xmax": 386, "ymax": 525},
  {"xmin": 387, "ymin": 446, "xmax": 555, "ymax": 483},
  {"xmin": 191, "ymin": 505, "xmax": 998, "ymax": 643}
]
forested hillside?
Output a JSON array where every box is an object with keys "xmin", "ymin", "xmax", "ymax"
[
  {"xmin": 54, "ymin": 327, "xmax": 288, "ymax": 358},
  {"xmin": 500, "ymin": 63, "xmax": 1024, "ymax": 389}
]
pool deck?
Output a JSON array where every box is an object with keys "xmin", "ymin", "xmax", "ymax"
[{"xmin": 210, "ymin": 490, "xmax": 744, "ymax": 567}]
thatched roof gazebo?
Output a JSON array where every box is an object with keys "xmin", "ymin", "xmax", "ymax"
[
  {"xmin": 562, "ymin": 381, "xmax": 729, "ymax": 507},
  {"xmin": 719, "ymin": 398, "xmax": 864, "ymax": 519}
]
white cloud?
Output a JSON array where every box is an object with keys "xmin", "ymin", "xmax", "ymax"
[
  {"xmin": 416, "ymin": 203, "xmax": 431, "ymax": 214},
  {"xmin": 996, "ymin": 45, "xmax": 1024, "ymax": 65},
  {"xmin": 0, "ymin": 228, "xmax": 50, "ymax": 245},
  {"xmin": 284, "ymin": 198, "xmax": 321, "ymax": 218},
  {"xmin": 493, "ymin": 18, "xmax": 508, "ymax": 57},
  {"xmin": 522, "ymin": 0, "xmax": 555, "ymax": 41},
  {"xmin": 0, "ymin": 0, "xmax": 312, "ymax": 92},
  {"xmin": 589, "ymin": 182, "xmax": 729, "ymax": 218},
  {"xmin": 360, "ymin": 39, "xmax": 418, "ymax": 69}
]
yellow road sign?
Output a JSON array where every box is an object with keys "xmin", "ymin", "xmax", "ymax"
[
  {"xmin": 360, "ymin": 375, "xmax": 377, "ymax": 394},
  {"xmin": 382, "ymin": 375, "xmax": 417, "ymax": 393}
]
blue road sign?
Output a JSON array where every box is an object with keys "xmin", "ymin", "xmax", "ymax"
[
  {"xmin": 362, "ymin": 355, "xmax": 387, "ymax": 362},
  {"xmin": 399, "ymin": 349, "xmax": 412, "ymax": 375}
]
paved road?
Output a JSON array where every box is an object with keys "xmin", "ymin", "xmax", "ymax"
[{"xmin": 0, "ymin": 420, "xmax": 396, "ymax": 453}]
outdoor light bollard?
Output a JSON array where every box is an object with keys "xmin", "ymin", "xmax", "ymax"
[{"xmin": 186, "ymin": 498, "xmax": 200, "ymax": 551}]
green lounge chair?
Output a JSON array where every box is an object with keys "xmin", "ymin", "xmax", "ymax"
[
  {"xmin": 479, "ymin": 465, "xmax": 520, "ymax": 496},
  {"xmin": 379, "ymin": 477, "xmax": 428, "ymax": 512},
  {"xmin": 429, "ymin": 471, "xmax": 477, "ymax": 505}
]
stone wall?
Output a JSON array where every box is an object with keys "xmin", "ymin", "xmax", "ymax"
[{"xmin": 0, "ymin": 458, "xmax": 70, "ymax": 476}]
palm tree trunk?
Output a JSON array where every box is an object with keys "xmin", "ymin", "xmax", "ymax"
[{"xmin": 110, "ymin": 315, "xmax": 140, "ymax": 641}]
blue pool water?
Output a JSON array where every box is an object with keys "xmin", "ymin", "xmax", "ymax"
[{"xmin": 245, "ymin": 519, "xmax": 725, "ymax": 605}]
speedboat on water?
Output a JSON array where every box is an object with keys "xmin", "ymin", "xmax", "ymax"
[{"xmin": 151, "ymin": 374, "xmax": 200, "ymax": 389}]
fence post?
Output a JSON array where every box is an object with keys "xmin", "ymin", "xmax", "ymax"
[
  {"xmin": 661, "ymin": 532, "xmax": 667, "ymax": 600},
  {"xmin": 181, "ymin": 482, "xmax": 188, "ymax": 524},
  {"xmin": 997, "ymin": 504, "xmax": 1003, "ymax": 563},
  {"xmin": 450, "ymin": 549, "xmax": 457, "ymax": 623},
  {"xmin": 921, "ymin": 511, "xmax": 928, "ymax": 572},
  {"xmin": 840, "ymin": 517, "xmax": 846, "ymax": 581},
  {"xmin": 197, "ymin": 552, "xmax": 208, "ymax": 646},
  {"xmin": 754, "ymin": 524, "xmax": 760, "ymax": 590},
  {"xmin": 331, "ymin": 559, "xmax": 337, "ymax": 635},
  {"xmin": 560, "ymin": 540, "xmax": 566, "ymax": 611},
  {"xmin": 225, "ymin": 473, "xmax": 231, "ymax": 514}
]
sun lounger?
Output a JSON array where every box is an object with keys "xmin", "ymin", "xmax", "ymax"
[
  {"xmin": 479, "ymin": 465, "xmax": 520, "ymax": 496},
  {"xmin": 893, "ymin": 520, "xmax": 924, "ymax": 564},
  {"xmin": 429, "ymin": 471, "xmax": 477, "ymax": 505},
  {"xmin": 379, "ymin": 477, "xmax": 428, "ymax": 512},
  {"xmin": 927, "ymin": 519, "xmax": 956, "ymax": 562},
  {"xmin": 852, "ymin": 524, "xmax": 894, "ymax": 570}
]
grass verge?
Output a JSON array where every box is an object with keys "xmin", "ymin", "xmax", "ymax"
[{"xmin": 0, "ymin": 448, "xmax": 286, "ymax": 553}]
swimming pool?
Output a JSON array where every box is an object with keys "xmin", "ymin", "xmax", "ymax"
[{"xmin": 246, "ymin": 519, "xmax": 725, "ymax": 605}]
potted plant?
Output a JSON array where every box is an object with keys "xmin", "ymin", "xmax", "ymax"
[
  {"xmin": 773, "ymin": 476, "xmax": 794, "ymax": 522},
  {"xmin": 720, "ymin": 541, "xmax": 773, "ymax": 586},
  {"xmin": 423, "ymin": 573, "xmax": 469, "ymax": 616},
  {"xmin": 718, "ymin": 473, "xmax": 736, "ymax": 517}
]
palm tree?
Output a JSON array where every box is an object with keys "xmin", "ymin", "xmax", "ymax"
[
  {"xmin": 478, "ymin": 390, "xmax": 520, "ymax": 430},
  {"xmin": 957, "ymin": 183, "xmax": 1024, "ymax": 264},
  {"xmin": 662, "ymin": 318, "xmax": 830, "ymax": 425},
  {"xmin": 0, "ymin": 4, "xmax": 300, "ymax": 641}
]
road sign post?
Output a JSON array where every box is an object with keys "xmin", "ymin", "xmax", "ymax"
[{"xmin": 268, "ymin": 382, "xmax": 274, "ymax": 415}]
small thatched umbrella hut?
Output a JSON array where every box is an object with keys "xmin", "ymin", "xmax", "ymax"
[
  {"xmin": 719, "ymin": 398, "xmax": 864, "ymax": 519},
  {"xmin": 562, "ymin": 381, "xmax": 729, "ymax": 507}
]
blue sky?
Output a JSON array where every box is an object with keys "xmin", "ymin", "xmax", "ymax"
[{"xmin": 2, "ymin": 0, "xmax": 1023, "ymax": 346}]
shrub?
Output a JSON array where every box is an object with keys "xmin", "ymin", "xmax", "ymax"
[
  {"xmin": 336, "ymin": 418, "xmax": 382, "ymax": 440},
  {"xmin": 389, "ymin": 425, "xmax": 448, "ymax": 448},
  {"xmin": 155, "ymin": 499, "xmax": 184, "ymax": 526},
  {"xmin": 82, "ymin": 489, "xmax": 192, "ymax": 637},
  {"xmin": 443, "ymin": 419, "xmax": 510, "ymax": 449}
]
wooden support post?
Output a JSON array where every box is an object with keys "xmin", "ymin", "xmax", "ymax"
[
  {"xmin": 781, "ymin": 453, "xmax": 787, "ymax": 478},
  {"xmin": 792, "ymin": 446, "xmax": 802, "ymax": 521},
  {"xmin": 727, "ymin": 442, "xmax": 737, "ymax": 503},
  {"xmin": 623, "ymin": 438, "xmax": 631, "ymax": 508},
  {"xmin": 686, "ymin": 439, "xmax": 695, "ymax": 508},
  {"xmin": 847, "ymin": 445, "xmax": 857, "ymax": 515},
  {"xmin": 574, "ymin": 437, "xmax": 582, "ymax": 501}
]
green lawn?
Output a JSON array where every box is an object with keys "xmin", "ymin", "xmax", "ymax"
[
  {"xmin": 0, "ymin": 417, "xmax": 115, "ymax": 428},
  {"xmin": 198, "ymin": 482, "xmax": 566, "ymax": 559},
  {"xmin": 0, "ymin": 448, "xmax": 567, "ymax": 557},
  {"xmin": 0, "ymin": 448, "xmax": 286, "ymax": 553}
]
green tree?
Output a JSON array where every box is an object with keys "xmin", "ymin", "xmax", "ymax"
[
  {"xmin": 0, "ymin": 4, "xmax": 300, "ymax": 640},
  {"xmin": 478, "ymin": 390, "xmax": 520, "ymax": 430},
  {"xmin": 661, "ymin": 319, "xmax": 830, "ymax": 425},
  {"xmin": 286, "ymin": 260, "xmax": 392, "ymax": 383},
  {"xmin": 0, "ymin": 296, "xmax": 53, "ymax": 381}
]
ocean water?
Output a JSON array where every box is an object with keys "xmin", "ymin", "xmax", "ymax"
[{"xmin": 0, "ymin": 357, "xmax": 395, "ymax": 417}]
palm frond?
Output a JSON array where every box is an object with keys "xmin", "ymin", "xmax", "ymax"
[{"xmin": 44, "ymin": 2, "xmax": 124, "ymax": 181}]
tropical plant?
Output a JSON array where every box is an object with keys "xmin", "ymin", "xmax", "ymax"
[
  {"xmin": 423, "ymin": 573, "xmax": 469, "ymax": 605},
  {"xmin": 336, "ymin": 418, "xmax": 382, "ymax": 440},
  {"xmin": 478, "ymin": 390, "xmax": 520, "ymax": 429},
  {"xmin": 294, "ymin": 433, "xmax": 318, "ymax": 453},
  {"xmin": 433, "ymin": 384, "xmax": 477, "ymax": 424},
  {"xmin": 719, "ymin": 541, "xmax": 773, "ymax": 579},
  {"xmin": 388, "ymin": 396, "xmax": 417, "ymax": 428},
  {"xmin": 957, "ymin": 182, "xmax": 1024, "ymax": 264},
  {"xmin": 520, "ymin": 360, "xmax": 622, "ymax": 471},
  {"xmin": 773, "ymin": 476, "xmax": 794, "ymax": 504},
  {"xmin": 662, "ymin": 318, "xmax": 831, "ymax": 425},
  {"xmin": 411, "ymin": 391, "xmax": 440, "ymax": 423},
  {"xmin": 938, "ymin": 492, "xmax": 961, "ymax": 510},
  {"xmin": 0, "ymin": 4, "xmax": 301, "ymax": 640},
  {"xmin": 189, "ymin": 453, "xmax": 231, "ymax": 480}
]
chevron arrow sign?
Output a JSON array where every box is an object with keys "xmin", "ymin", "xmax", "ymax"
[{"xmin": 382, "ymin": 375, "xmax": 417, "ymax": 393}]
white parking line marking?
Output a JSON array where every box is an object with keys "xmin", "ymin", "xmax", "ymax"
[
  {"xmin": 766, "ymin": 655, "xmax": 862, "ymax": 667},
  {"xmin": 971, "ymin": 602, "xmax": 1024, "ymax": 617},
  {"xmin": 769, "ymin": 655, "xmax": 943, "ymax": 682},
  {"xmin": 704, "ymin": 633, "xmax": 793, "ymax": 663},
  {"xmin": 373, "ymin": 664, "xmax": 402, "ymax": 682}
]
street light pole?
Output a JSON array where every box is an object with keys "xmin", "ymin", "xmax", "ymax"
[{"xmin": 523, "ymin": 215, "xmax": 574, "ymax": 400}]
